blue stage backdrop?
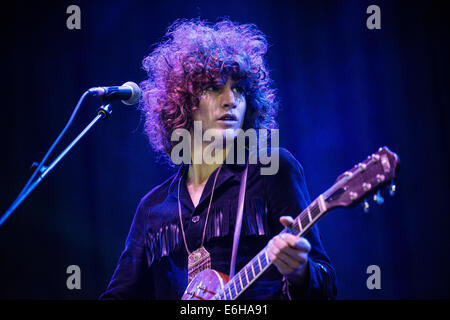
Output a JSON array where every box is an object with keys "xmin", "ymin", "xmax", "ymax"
[{"xmin": 0, "ymin": 0, "xmax": 448, "ymax": 299}]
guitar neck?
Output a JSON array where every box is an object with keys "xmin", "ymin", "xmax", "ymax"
[
  {"xmin": 185, "ymin": 147, "xmax": 399, "ymax": 301},
  {"xmin": 213, "ymin": 195, "xmax": 328, "ymax": 300}
]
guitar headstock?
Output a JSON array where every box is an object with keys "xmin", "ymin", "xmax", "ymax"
[{"xmin": 323, "ymin": 147, "xmax": 400, "ymax": 211}]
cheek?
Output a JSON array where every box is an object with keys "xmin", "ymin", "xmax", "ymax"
[{"xmin": 194, "ymin": 98, "xmax": 209, "ymax": 121}]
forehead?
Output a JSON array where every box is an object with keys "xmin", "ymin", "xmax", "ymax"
[{"xmin": 208, "ymin": 77, "xmax": 243, "ymax": 86}]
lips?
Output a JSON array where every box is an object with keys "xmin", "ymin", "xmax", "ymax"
[{"xmin": 218, "ymin": 113, "xmax": 237, "ymax": 121}]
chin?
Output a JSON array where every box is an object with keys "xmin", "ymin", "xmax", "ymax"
[{"xmin": 223, "ymin": 128, "xmax": 242, "ymax": 140}]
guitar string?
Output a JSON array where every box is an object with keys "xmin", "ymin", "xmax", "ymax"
[{"xmin": 218, "ymin": 204, "xmax": 318, "ymax": 299}]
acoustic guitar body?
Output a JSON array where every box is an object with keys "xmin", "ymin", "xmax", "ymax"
[{"xmin": 181, "ymin": 269, "xmax": 229, "ymax": 300}]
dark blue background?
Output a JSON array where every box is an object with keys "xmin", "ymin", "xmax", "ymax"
[{"xmin": 0, "ymin": 0, "xmax": 448, "ymax": 299}]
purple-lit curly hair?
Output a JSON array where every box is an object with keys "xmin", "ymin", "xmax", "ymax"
[{"xmin": 139, "ymin": 18, "xmax": 279, "ymax": 163}]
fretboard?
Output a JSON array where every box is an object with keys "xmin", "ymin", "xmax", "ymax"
[{"xmin": 213, "ymin": 195, "xmax": 327, "ymax": 300}]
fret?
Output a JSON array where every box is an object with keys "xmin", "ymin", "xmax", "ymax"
[
  {"xmin": 247, "ymin": 265, "xmax": 255, "ymax": 281},
  {"xmin": 244, "ymin": 267, "xmax": 249, "ymax": 285},
  {"xmin": 235, "ymin": 276, "xmax": 242, "ymax": 293},
  {"xmin": 263, "ymin": 248, "xmax": 270, "ymax": 268},
  {"xmin": 225, "ymin": 287, "xmax": 231, "ymax": 300},
  {"xmin": 264, "ymin": 250, "xmax": 270, "ymax": 265},
  {"xmin": 296, "ymin": 217, "xmax": 302, "ymax": 233},
  {"xmin": 241, "ymin": 270, "xmax": 248, "ymax": 287},
  {"xmin": 307, "ymin": 206, "xmax": 312, "ymax": 221},
  {"xmin": 257, "ymin": 255, "xmax": 262, "ymax": 271},
  {"xmin": 228, "ymin": 285, "xmax": 233, "ymax": 299},
  {"xmin": 300, "ymin": 213, "xmax": 310, "ymax": 229},
  {"xmin": 310, "ymin": 202, "xmax": 321, "ymax": 220},
  {"xmin": 253, "ymin": 259, "xmax": 261, "ymax": 274},
  {"xmin": 230, "ymin": 284, "xmax": 236, "ymax": 299},
  {"xmin": 317, "ymin": 194, "xmax": 327, "ymax": 213},
  {"xmin": 259, "ymin": 252, "xmax": 267, "ymax": 268}
]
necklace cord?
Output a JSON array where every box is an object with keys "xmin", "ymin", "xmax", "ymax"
[{"xmin": 177, "ymin": 165, "xmax": 223, "ymax": 254}]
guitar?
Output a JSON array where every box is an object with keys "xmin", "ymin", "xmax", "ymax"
[{"xmin": 181, "ymin": 146, "xmax": 400, "ymax": 300}]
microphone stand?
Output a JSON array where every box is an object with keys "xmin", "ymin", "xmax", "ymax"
[{"xmin": 0, "ymin": 104, "xmax": 113, "ymax": 227}]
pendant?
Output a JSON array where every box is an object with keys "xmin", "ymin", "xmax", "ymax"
[{"xmin": 188, "ymin": 246, "xmax": 211, "ymax": 283}]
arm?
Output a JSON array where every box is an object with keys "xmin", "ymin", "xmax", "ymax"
[
  {"xmin": 265, "ymin": 148, "xmax": 337, "ymax": 300},
  {"xmin": 99, "ymin": 199, "xmax": 152, "ymax": 299}
]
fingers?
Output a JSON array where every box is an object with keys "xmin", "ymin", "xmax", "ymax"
[
  {"xmin": 279, "ymin": 216, "xmax": 295, "ymax": 228},
  {"xmin": 269, "ymin": 216, "xmax": 312, "ymax": 276},
  {"xmin": 275, "ymin": 233, "xmax": 311, "ymax": 253},
  {"xmin": 267, "ymin": 234, "xmax": 310, "ymax": 275},
  {"xmin": 267, "ymin": 249, "xmax": 296, "ymax": 274}
]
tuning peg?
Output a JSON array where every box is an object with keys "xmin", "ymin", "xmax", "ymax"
[
  {"xmin": 358, "ymin": 163, "xmax": 367, "ymax": 171},
  {"xmin": 362, "ymin": 198, "xmax": 370, "ymax": 213},
  {"xmin": 373, "ymin": 190, "xmax": 384, "ymax": 204},
  {"xmin": 389, "ymin": 180, "xmax": 396, "ymax": 196}
]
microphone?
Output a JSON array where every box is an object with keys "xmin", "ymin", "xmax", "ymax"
[{"xmin": 88, "ymin": 81, "xmax": 141, "ymax": 105}]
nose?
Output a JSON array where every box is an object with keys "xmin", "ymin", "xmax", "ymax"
[{"xmin": 221, "ymin": 87, "xmax": 236, "ymax": 109}]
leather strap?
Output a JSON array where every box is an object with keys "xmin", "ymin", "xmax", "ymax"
[{"xmin": 229, "ymin": 160, "xmax": 249, "ymax": 278}]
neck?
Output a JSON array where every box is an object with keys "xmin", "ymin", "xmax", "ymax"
[
  {"xmin": 187, "ymin": 139, "xmax": 231, "ymax": 187},
  {"xmin": 188, "ymin": 162, "xmax": 222, "ymax": 187}
]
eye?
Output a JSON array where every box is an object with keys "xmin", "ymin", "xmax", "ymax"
[
  {"xmin": 204, "ymin": 84, "xmax": 218, "ymax": 92},
  {"xmin": 232, "ymin": 86, "xmax": 245, "ymax": 94}
]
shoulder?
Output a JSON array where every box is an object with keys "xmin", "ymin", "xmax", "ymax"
[
  {"xmin": 277, "ymin": 147, "xmax": 304, "ymax": 173},
  {"xmin": 136, "ymin": 170, "xmax": 179, "ymax": 212},
  {"xmin": 261, "ymin": 148, "xmax": 312, "ymax": 211},
  {"xmin": 255, "ymin": 147, "xmax": 305, "ymax": 178}
]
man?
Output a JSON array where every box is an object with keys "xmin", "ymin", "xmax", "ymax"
[{"xmin": 100, "ymin": 18, "xmax": 337, "ymax": 300}]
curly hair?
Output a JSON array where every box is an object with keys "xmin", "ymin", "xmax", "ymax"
[{"xmin": 139, "ymin": 18, "xmax": 279, "ymax": 164}]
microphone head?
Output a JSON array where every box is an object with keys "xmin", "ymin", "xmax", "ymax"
[{"xmin": 121, "ymin": 81, "xmax": 141, "ymax": 105}]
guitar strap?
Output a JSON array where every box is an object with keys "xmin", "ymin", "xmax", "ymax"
[{"xmin": 229, "ymin": 159, "xmax": 249, "ymax": 278}]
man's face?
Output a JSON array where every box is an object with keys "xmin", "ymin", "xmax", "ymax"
[{"xmin": 193, "ymin": 77, "xmax": 247, "ymax": 141}]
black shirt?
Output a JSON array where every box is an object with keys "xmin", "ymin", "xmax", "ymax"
[{"xmin": 100, "ymin": 148, "xmax": 337, "ymax": 299}]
